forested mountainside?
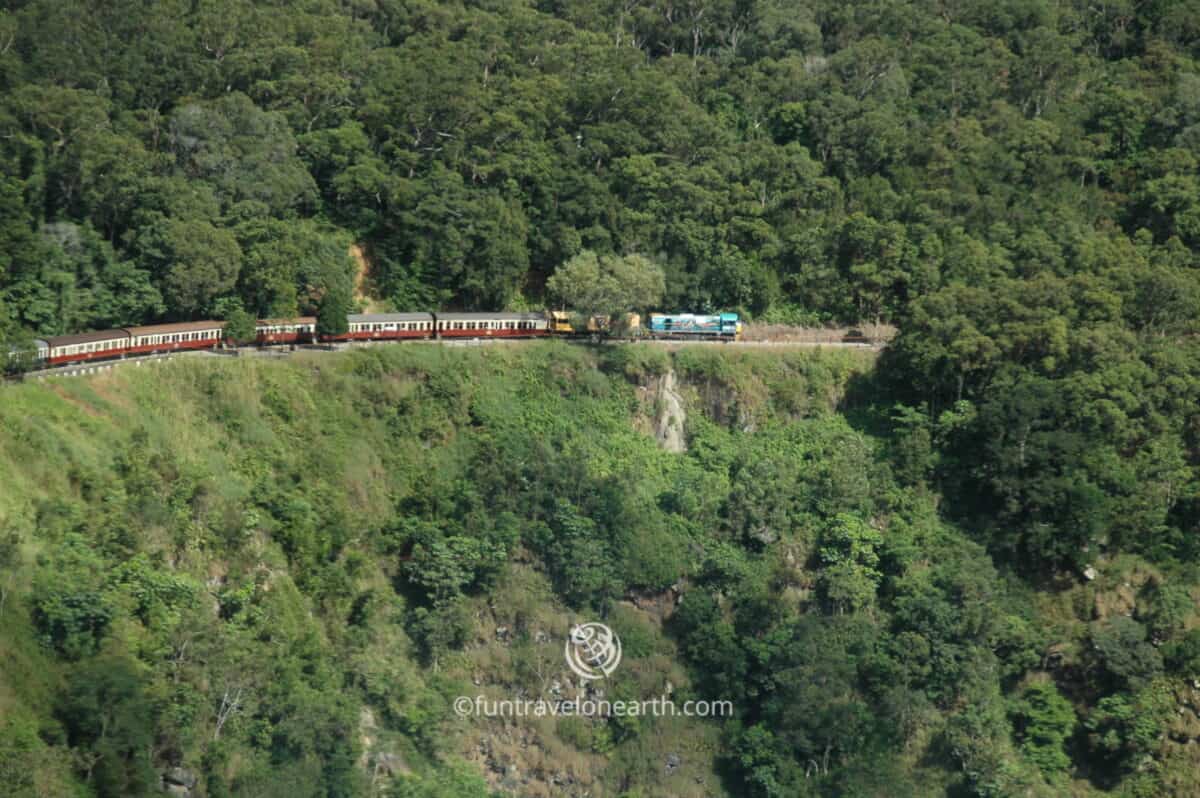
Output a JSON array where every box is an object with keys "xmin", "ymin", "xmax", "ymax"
[
  {"xmin": 2, "ymin": 0, "xmax": 1200, "ymax": 329},
  {"xmin": 0, "ymin": 344, "xmax": 1156, "ymax": 798},
  {"xmin": 0, "ymin": 345, "xmax": 1194, "ymax": 798},
  {"xmin": 5, "ymin": 1, "xmax": 1200, "ymax": 796}
]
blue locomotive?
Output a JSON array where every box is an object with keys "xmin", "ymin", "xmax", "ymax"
[{"xmin": 646, "ymin": 313, "xmax": 742, "ymax": 340}]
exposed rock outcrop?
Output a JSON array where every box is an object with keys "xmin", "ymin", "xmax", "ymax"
[{"xmin": 654, "ymin": 369, "xmax": 687, "ymax": 453}]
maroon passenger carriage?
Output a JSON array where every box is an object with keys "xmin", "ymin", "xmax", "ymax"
[
  {"xmin": 434, "ymin": 312, "xmax": 549, "ymax": 339},
  {"xmin": 330, "ymin": 313, "xmax": 435, "ymax": 342},
  {"xmin": 123, "ymin": 322, "xmax": 225, "ymax": 356},
  {"xmin": 39, "ymin": 329, "xmax": 131, "ymax": 367},
  {"xmin": 255, "ymin": 317, "xmax": 316, "ymax": 345},
  {"xmin": 38, "ymin": 321, "xmax": 223, "ymax": 367}
]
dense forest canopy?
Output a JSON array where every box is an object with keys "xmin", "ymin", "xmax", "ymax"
[
  {"xmin": 1, "ymin": 0, "xmax": 1199, "ymax": 329},
  {"xmin": 5, "ymin": 0, "xmax": 1200, "ymax": 796}
]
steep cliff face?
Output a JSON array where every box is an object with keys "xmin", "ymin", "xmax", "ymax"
[
  {"xmin": 653, "ymin": 369, "xmax": 687, "ymax": 453},
  {"xmin": 630, "ymin": 345, "xmax": 877, "ymax": 451},
  {"xmin": 0, "ymin": 342, "xmax": 890, "ymax": 798}
]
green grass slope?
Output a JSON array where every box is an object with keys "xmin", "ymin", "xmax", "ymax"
[{"xmin": 0, "ymin": 343, "xmax": 1194, "ymax": 798}]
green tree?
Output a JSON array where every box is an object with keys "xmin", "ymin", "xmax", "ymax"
[
  {"xmin": 1084, "ymin": 681, "xmax": 1173, "ymax": 780},
  {"xmin": 134, "ymin": 217, "xmax": 242, "ymax": 316},
  {"xmin": 816, "ymin": 514, "xmax": 883, "ymax": 614},
  {"xmin": 222, "ymin": 304, "xmax": 257, "ymax": 345},
  {"xmin": 546, "ymin": 250, "xmax": 666, "ymax": 318},
  {"xmin": 59, "ymin": 654, "xmax": 158, "ymax": 797},
  {"xmin": 316, "ymin": 281, "xmax": 350, "ymax": 338},
  {"xmin": 1011, "ymin": 681, "xmax": 1076, "ymax": 777}
]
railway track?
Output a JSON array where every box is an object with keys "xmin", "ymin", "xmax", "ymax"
[{"xmin": 11, "ymin": 335, "xmax": 885, "ymax": 382}]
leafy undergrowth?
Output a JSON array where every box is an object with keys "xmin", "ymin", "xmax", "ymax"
[{"xmin": 0, "ymin": 343, "xmax": 1195, "ymax": 797}]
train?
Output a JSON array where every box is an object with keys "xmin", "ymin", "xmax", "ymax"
[{"xmin": 15, "ymin": 310, "xmax": 743, "ymax": 370}]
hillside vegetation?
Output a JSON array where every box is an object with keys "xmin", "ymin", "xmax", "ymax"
[
  {"xmin": 4, "ymin": 0, "xmax": 1200, "ymax": 329},
  {"xmin": 0, "ymin": 345, "xmax": 1198, "ymax": 797},
  {"xmin": 5, "ymin": 0, "xmax": 1200, "ymax": 795}
]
